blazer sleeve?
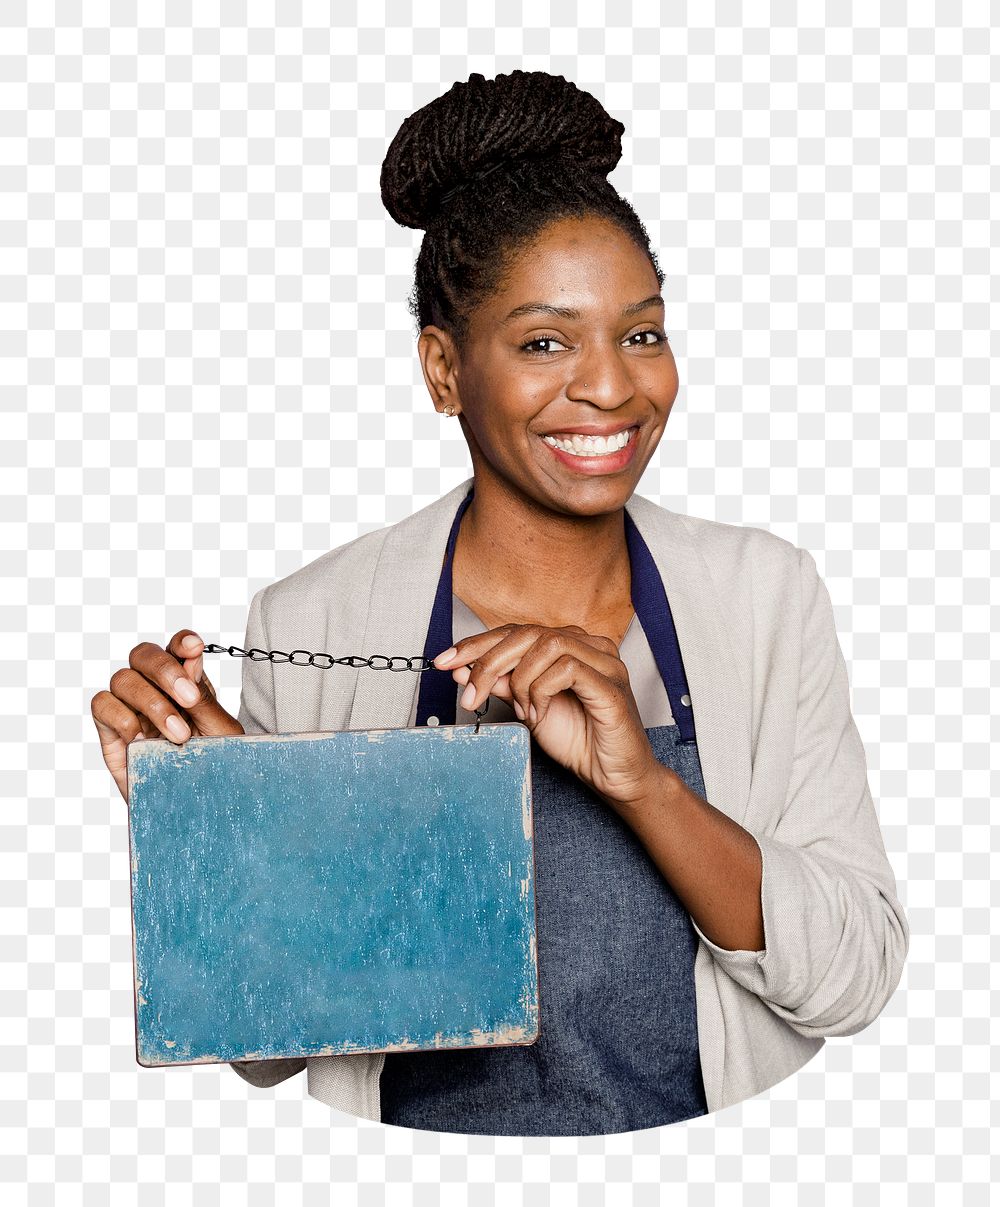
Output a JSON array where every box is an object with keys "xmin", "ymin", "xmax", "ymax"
[
  {"xmin": 690, "ymin": 546, "xmax": 911, "ymax": 1039},
  {"xmin": 228, "ymin": 586, "xmax": 307, "ymax": 1090}
]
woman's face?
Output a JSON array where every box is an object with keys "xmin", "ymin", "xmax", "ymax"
[{"xmin": 423, "ymin": 213, "xmax": 679, "ymax": 517}]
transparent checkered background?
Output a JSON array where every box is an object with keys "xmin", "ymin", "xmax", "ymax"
[{"xmin": 1, "ymin": 1, "xmax": 994, "ymax": 1202}]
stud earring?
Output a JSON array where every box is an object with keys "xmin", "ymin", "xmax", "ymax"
[{"xmin": 444, "ymin": 405, "xmax": 456, "ymax": 417}]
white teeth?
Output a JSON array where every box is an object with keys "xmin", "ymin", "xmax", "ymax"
[{"xmin": 542, "ymin": 428, "xmax": 633, "ymax": 456}]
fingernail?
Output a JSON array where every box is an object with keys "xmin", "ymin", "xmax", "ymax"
[
  {"xmin": 529, "ymin": 704, "xmax": 537, "ymax": 724},
  {"xmin": 461, "ymin": 682, "xmax": 476, "ymax": 709},
  {"xmin": 435, "ymin": 647, "xmax": 457, "ymax": 665},
  {"xmin": 174, "ymin": 677, "xmax": 200, "ymax": 706},
  {"xmin": 182, "ymin": 635, "xmax": 202, "ymax": 651},
  {"xmin": 165, "ymin": 714, "xmax": 189, "ymax": 742},
  {"xmin": 513, "ymin": 700, "xmax": 525, "ymax": 721}
]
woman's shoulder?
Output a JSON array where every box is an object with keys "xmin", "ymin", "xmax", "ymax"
[
  {"xmin": 252, "ymin": 481, "xmax": 472, "ymax": 615},
  {"xmin": 253, "ymin": 523, "xmax": 390, "ymax": 618},
  {"xmin": 628, "ymin": 493, "xmax": 804, "ymax": 576},
  {"xmin": 631, "ymin": 498, "xmax": 822, "ymax": 660}
]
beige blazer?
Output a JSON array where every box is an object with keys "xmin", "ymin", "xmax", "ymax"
[{"xmin": 229, "ymin": 475, "xmax": 910, "ymax": 1123}]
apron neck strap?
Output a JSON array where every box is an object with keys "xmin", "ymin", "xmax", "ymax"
[{"xmin": 416, "ymin": 487, "xmax": 696, "ymax": 743}]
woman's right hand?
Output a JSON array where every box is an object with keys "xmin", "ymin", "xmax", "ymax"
[{"xmin": 91, "ymin": 629, "xmax": 245, "ymax": 803}]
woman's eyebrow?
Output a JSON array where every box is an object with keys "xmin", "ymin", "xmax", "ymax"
[{"xmin": 502, "ymin": 294, "xmax": 665, "ymax": 324}]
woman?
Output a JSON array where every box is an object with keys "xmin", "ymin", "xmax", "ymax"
[{"xmin": 91, "ymin": 70, "xmax": 909, "ymax": 1136}]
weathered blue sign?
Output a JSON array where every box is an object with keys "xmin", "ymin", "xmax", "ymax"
[{"xmin": 126, "ymin": 724, "xmax": 538, "ymax": 1067}]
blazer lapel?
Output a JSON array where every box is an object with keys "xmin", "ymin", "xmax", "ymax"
[
  {"xmin": 346, "ymin": 479, "xmax": 753, "ymax": 828},
  {"xmin": 346, "ymin": 477, "xmax": 475, "ymax": 733}
]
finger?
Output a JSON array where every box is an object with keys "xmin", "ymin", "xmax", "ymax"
[
  {"xmin": 144, "ymin": 635, "xmax": 232, "ymax": 733},
  {"xmin": 462, "ymin": 627, "xmax": 628, "ymax": 715},
  {"xmin": 167, "ymin": 630, "xmax": 205, "ymax": 683},
  {"xmin": 131, "ymin": 640, "xmax": 224, "ymax": 720},
  {"xmin": 120, "ymin": 651, "xmax": 236, "ymax": 738},
  {"xmin": 521, "ymin": 654, "xmax": 630, "ymax": 730},
  {"xmin": 453, "ymin": 666, "xmax": 514, "ymax": 708},
  {"xmin": 508, "ymin": 628, "xmax": 625, "ymax": 702},
  {"xmin": 138, "ymin": 713, "xmax": 159, "ymax": 740},
  {"xmin": 565, "ymin": 626, "xmax": 621, "ymax": 656},
  {"xmin": 91, "ymin": 690, "xmax": 144, "ymax": 802},
  {"xmin": 109, "ymin": 666, "xmax": 193, "ymax": 745},
  {"xmin": 129, "ymin": 640, "xmax": 204, "ymax": 709},
  {"xmin": 441, "ymin": 624, "xmax": 615, "ymax": 673},
  {"xmin": 433, "ymin": 625, "xmax": 518, "ymax": 669}
]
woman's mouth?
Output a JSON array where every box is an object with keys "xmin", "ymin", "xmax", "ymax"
[{"xmin": 539, "ymin": 425, "xmax": 639, "ymax": 472}]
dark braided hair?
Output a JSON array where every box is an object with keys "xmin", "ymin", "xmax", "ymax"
[{"xmin": 380, "ymin": 70, "xmax": 665, "ymax": 355}]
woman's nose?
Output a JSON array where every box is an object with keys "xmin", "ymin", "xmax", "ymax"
[{"xmin": 568, "ymin": 350, "xmax": 634, "ymax": 402}]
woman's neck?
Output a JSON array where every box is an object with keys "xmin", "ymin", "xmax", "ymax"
[{"xmin": 451, "ymin": 477, "xmax": 633, "ymax": 630}]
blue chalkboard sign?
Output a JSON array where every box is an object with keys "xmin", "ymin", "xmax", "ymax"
[{"xmin": 126, "ymin": 724, "xmax": 538, "ymax": 1067}]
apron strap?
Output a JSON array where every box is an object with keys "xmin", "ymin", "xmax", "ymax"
[
  {"xmin": 415, "ymin": 487, "xmax": 475, "ymax": 727},
  {"xmin": 624, "ymin": 511, "xmax": 697, "ymax": 744},
  {"xmin": 416, "ymin": 487, "xmax": 697, "ymax": 744}
]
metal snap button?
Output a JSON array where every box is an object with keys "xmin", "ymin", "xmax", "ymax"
[
  {"xmin": 680, "ymin": 694, "xmax": 691, "ymax": 707},
  {"xmin": 428, "ymin": 715, "xmax": 439, "ymax": 726}
]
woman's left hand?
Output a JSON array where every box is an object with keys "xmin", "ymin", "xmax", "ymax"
[{"xmin": 434, "ymin": 624, "xmax": 661, "ymax": 812}]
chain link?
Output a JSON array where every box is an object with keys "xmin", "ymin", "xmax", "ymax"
[
  {"xmin": 203, "ymin": 643, "xmax": 435, "ymax": 672},
  {"xmin": 202, "ymin": 642, "xmax": 491, "ymax": 727}
]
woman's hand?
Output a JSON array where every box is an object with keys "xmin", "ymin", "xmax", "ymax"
[
  {"xmin": 91, "ymin": 630, "xmax": 244, "ymax": 804},
  {"xmin": 434, "ymin": 624, "xmax": 660, "ymax": 812}
]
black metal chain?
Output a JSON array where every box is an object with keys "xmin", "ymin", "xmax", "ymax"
[
  {"xmin": 201, "ymin": 642, "xmax": 491, "ymax": 727},
  {"xmin": 202, "ymin": 643, "xmax": 435, "ymax": 673}
]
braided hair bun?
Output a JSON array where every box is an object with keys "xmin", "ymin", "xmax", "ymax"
[
  {"xmin": 380, "ymin": 70, "xmax": 662, "ymax": 349},
  {"xmin": 381, "ymin": 70, "xmax": 625, "ymax": 231}
]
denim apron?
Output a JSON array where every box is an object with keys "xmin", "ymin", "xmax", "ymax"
[{"xmin": 380, "ymin": 487, "xmax": 710, "ymax": 1136}]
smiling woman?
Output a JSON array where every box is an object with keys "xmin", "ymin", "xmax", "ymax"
[
  {"xmin": 92, "ymin": 68, "xmax": 909, "ymax": 1139},
  {"xmin": 418, "ymin": 210, "xmax": 681, "ymax": 634}
]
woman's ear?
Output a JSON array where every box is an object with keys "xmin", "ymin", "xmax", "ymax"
[{"xmin": 417, "ymin": 324, "xmax": 461, "ymax": 414}]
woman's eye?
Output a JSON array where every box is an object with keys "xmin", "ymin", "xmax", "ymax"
[
  {"xmin": 520, "ymin": 336, "xmax": 567, "ymax": 355},
  {"xmin": 520, "ymin": 329, "xmax": 668, "ymax": 356},
  {"xmin": 627, "ymin": 328, "xmax": 668, "ymax": 347}
]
